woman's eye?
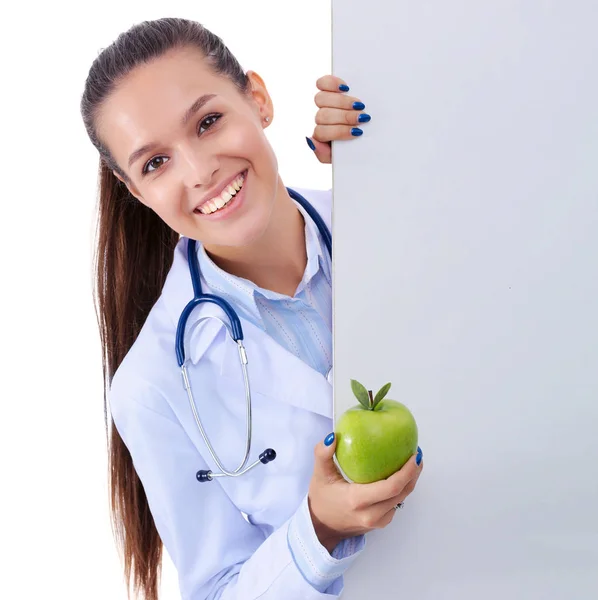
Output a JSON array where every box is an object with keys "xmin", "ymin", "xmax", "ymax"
[
  {"xmin": 198, "ymin": 113, "xmax": 221, "ymax": 134},
  {"xmin": 143, "ymin": 156, "xmax": 168, "ymax": 175}
]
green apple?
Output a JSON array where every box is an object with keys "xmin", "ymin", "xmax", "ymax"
[{"xmin": 335, "ymin": 380, "xmax": 418, "ymax": 484}]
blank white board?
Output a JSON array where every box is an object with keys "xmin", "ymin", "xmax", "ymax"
[{"xmin": 331, "ymin": 2, "xmax": 598, "ymax": 598}]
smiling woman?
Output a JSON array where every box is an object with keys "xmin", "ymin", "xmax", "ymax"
[
  {"xmin": 95, "ymin": 44, "xmax": 291, "ymax": 262},
  {"xmin": 79, "ymin": 16, "xmax": 422, "ymax": 600}
]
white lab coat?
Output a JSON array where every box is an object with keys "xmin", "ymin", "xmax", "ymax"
[{"xmin": 109, "ymin": 188, "xmax": 344, "ymax": 599}]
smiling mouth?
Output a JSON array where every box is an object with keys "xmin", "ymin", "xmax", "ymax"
[{"xmin": 194, "ymin": 170, "xmax": 247, "ymax": 215}]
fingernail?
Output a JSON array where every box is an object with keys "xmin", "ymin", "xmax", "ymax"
[
  {"xmin": 324, "ymin": 433, "xmax": 335, "ymax": 446},
  {"xmin": 351, "ymin": 128, "xmax": 363, "ymax": 137},
  {"xmin": 358, "ymin": 113, "xmax": 371, "ymax": 123},
  {"xmin": 416, "ymin": 446, "xmax": 423, "ymax": 466},
  {"xmin": 339, "ymin": 84, "xmax": 350, "ymax": 92},
  {"xmin": 306, "ymin": 137, "xmax": 316, "ymax": 151},
  {"xmin": 352, "ymin": 101, "xmax": 365, "ymax": 110}
]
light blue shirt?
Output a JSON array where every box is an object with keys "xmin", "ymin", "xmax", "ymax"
[
  {"xmin": 197, "ymin": 201, "xmax": 332, "ymax": 377},
  {"xmin": 196, "ymin": 194, "xmax": 365, "ymax": 593}
]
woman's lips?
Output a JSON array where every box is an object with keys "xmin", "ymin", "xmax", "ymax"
[
  {"xmin": 194, "ymin": 169, "xmax": 248, "ymax": 221},
  {"xmin": 194, "ymin": 169, "xmax": 247, "ymax": 214}
]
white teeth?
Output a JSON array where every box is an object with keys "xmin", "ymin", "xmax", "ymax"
[{"xmin": 198, "ymin": 172, "xmax": 246, "ymax": 214}]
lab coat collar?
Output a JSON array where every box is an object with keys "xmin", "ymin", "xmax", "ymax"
[
  {"xmin": 173, "ymin": 297, "xmax": 332, "ymax": 418},
  {"xmin": 219, "ymin": 315, "xmax": 333, "ymax": 419}
]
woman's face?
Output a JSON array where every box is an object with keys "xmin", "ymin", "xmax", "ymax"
[{"xmin": 97, "ymin": 46, "xmax": 279, "ymax": 247}]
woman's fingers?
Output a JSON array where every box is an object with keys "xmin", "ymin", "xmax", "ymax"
[
  {"xmin": 356, "ymin": 448, "xmax": 424, "ymax": 506},
  {"xmin": 308, "ymin": 75, "xmax": 369, "ymax": 163},
  {"xmin": 377, "ymin": 505, "xmax": 399, "ymax": 528},
  {"xmin": 306, "ymin": 136, "xmax": 332, "ymax": 163},
  {"xmin": 374, "ymin": 462, "xmax": 424, "ymax": 514},
  {"xmin": 315, "ymin": 74, "xmax": 350, "ymax": 93},
  {"xmin": 312, "ymin": 124, "xmax": 364, "ymax": 144},
  {"xmin": 314, "ymin": 90, "xmax": 365, "ymax": 112},
  {"xmin": 312, "ymin": 433, "xmax": 344, "ymax": 484},
  {"xmin": 311, "ymin": 91, "xmax": 370, "ymax": 144},
  {"xmin": 359, "ymin": 457, "xmax": 424, "ymax": 528},
  {"xmin": 315, "ymin": 107, "xmax": 371, "ymax": 127}
]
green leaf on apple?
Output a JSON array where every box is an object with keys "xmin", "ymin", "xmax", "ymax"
[
  {"xmin": 350, "ymin": 379, "xmax": 371, "ymax": 410},
  {"xmin": 372, "ymin": 382, "xmax": 391, "ymax": 409}
]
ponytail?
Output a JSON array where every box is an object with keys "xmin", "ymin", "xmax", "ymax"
[{"xmin": 94, "ymin": 161, "xmax": 178, "ymax": 599}]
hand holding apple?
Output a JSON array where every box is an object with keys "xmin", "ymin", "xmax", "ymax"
[
  {"xmin": 335, "ymin": 380, "xmax": 419, "ymax": 484},
  {"xmin": 307, "ymin": 432, "xmax": 423, "ymax": 553}
]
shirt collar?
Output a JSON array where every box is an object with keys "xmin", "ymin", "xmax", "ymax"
[
  {"xmin": 196, "ymin": 197, "xmax": 331, "ymax": 327},
  {"xmin": 294, "ymin": 199, "xmax": 331, "ymax": 291}
]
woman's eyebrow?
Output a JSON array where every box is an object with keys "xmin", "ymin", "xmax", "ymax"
[
  {"xmin": 127, "ymin": 93, "xmax": 218, "ymax": 168},
  {"xmin": 181, "ymin": 93, "xmax": 218, "ymax": 127}
]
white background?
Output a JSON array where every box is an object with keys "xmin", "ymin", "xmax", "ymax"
[
  {"xmin": 1, "ymin": 2, "xmax": 331, "ymax": 598},
  {"xmin": 333, "ymin": 1, "xmax": 598, "ymax": 599}
]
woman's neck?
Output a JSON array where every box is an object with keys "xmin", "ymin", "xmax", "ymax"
[{"xmin": 203, "ymin": 178, "xmax": 307, "ymax": 296}]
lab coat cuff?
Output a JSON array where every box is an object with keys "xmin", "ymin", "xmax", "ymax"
[{"xmin": 287, "ymin": 494, "xmax": 366, "ymax": 593}]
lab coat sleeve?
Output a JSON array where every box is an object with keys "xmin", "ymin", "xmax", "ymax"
[
  {"xmin": 288, "ymin": 494, "xmax": 366, "ymax": 592},
  {"xmin": 110, "ymin": 391, "xmax": 354, "ymax": 600}
]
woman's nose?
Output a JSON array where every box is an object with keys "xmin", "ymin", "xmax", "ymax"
[{"xmin": 178, "ymin": 144, "xmax": 219, "ymax": 188}]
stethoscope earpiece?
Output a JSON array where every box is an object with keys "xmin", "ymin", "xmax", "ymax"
[
  {"xmin": 196, "ymin": 470, "xmax": 213, "ymax": 483},
  {"xmin": 259, "ymin": 448, "xmax": 276, "ymax": 464}
]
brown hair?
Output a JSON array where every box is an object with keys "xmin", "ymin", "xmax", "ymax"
[{"xmin": 80, "ymin": 17, "xmax": 250, "ymax": 600}]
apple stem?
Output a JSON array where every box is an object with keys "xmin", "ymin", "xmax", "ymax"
[{"xmin": 368, "ymin": 390, "xmax": 374, "ymax": 410}]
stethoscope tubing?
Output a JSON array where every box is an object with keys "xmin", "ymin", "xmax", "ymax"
[{"xmin": 176, "ymin": 188, "xmax": 332, "ymax": 481}]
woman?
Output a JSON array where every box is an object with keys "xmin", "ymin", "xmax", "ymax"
[{"xmin": 80, "ymin": 17, "xmax": 424, "ymax": 600}]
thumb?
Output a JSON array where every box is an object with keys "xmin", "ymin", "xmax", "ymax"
[
  {"xmin": 306, "ymin": 137, "xmax": 332, "ymax": 164},
  {"xmin": 313, "ymin": 432, "xmax": 342, "ymax": 483}
]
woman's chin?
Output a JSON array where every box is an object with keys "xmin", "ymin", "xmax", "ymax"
[{"xmin": 201, "ymin": 221, "xmax": 269, "ymax": 252}]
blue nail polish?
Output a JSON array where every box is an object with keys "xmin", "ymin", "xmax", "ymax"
[
  {"xmin": 305, "ymin": 137, "xmax": 316, "ymax": 151},
  {"xmin": 358, "ymin": 113, "xmax": 371, "ymax": 123},
  {"xmin": 416, "ymin": 446, "xmax": 423, "ymax": 466},
  {"xmin": 352, "ymin": 101, "xmax": 365, "ymax": 110},
  {"xmin": 351, "ymin": 128, "xmax": 363, "ymax": 137},
  {"xmin": 324, "ymin": 433, "xmax": 335, "ymax": 446},
  {"xmin": 339, "ymin": 84, "xmax": 350, "ymax": 92}
]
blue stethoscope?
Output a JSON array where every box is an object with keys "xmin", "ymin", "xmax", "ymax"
[{"xmin": 175, "ymin": 188, "xmax": 332, "ymax": 482}]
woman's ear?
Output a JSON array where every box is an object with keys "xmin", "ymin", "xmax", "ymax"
[
  {"xmin": 113, "ymin": 170, "xmax": 143, "ymax": 202},
  {"xmin": 246, "ymin": 70, "xmax": 274, "ymax": 125}
]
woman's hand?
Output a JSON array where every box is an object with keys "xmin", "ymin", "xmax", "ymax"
[
  {"xmin": 307, "ymin": 433, "xmax": 424, "ymax": 553},
  {"xmin": 307, "ymin": 75, "xmax": 371, "ymax": 164}
]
